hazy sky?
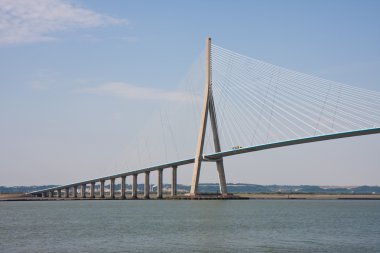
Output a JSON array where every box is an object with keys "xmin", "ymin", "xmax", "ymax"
[{"xmin": 0, "ymin": 0, "xmax": 379, "ymax": 186}]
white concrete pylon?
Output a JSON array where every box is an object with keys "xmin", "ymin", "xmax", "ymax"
[{"xmin": 190, "ymin": 37, "xmax": 227, "ymax": 196}]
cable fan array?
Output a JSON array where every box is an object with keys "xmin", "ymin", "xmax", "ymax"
[
  {"xmin": 121, "ymin": 52, "xmax": 205, "ymax": 169},
  {"xmin": 210, "ymin": 44, "xmax": 380, "ymax": 151},
  {"xmin": 119, "ymin": 44, "xmax": 380, "ymax": 171}
]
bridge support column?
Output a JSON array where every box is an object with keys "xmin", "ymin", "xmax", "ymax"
[
  {"xmin": 171, "ymin": 166, "xmax": 177, "ymax": 196},
  {"xmin": 132, "ymin": 174, "xmax": 137, "ymax": 199},
  {"xmin": 110, "ymin": 178, "xmax": 115, "ymax": 199},
  {"xmin": 190, "ymin": 37, "xmax": 227, "ymax": 196},
  {"xmin": 41, "ymin": 192, "xmax": 46, "ymax": 198},
  {"xmin": 81, "ymin": 184, "xmax": 86, "ymax": 198},
  {"xmin": 157, "ymin": 169, "xmax": 163, "ymax": 199},
  {"xmin": 100, "ymin": 180, "xmax": 105, "ymax": 198},
  {"xmin": 121, "ymin": 176, "xmax": 126, "ymax": 199},
  {"xmin": 73, "ymin": 185, "xmax": 78, "ymax": 198},
  {"xmin": 57, "ymin": 189, "xmax": 61, "ymax": 198},
  {"xmin": 65, "ymin": 187, "xmax": 70, "ymax": 198},
  {"xmin": 48, "ymin": 191, "xmax": 53, "ymax": 198},
  {"xmin": 144, "ymin": 171, "xmax": 150, "ymax": 199},
  {"xmin": 90, "ymin": 182, "xmax": 95, "ymax": 198}
]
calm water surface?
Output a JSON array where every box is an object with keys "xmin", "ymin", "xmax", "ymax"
[{"xmin": 0, "ymin": 200, "xmax": 379, "ymax": 253}]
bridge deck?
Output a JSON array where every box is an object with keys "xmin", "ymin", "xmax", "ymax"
[
  {"xmin": 206, "ymin": 127, "xmax": 380, "ymax": 160},
  {"xmin": 28, "ymin": 127, "xmax": 380, "ymax": 195}
]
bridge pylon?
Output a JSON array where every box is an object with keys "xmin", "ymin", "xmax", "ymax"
[{"xmin": 190, "ymin": 37, "xmax": 228, "ymax": 196}]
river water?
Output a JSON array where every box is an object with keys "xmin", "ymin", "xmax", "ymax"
[{"xmin": 0, "ymin": 200, "xmax": 379, "ymax": 252}]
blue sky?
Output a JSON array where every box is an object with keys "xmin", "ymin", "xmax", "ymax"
[{"xmin": 0, "ymin": 0, "xmax": 379, "ymax": 186}]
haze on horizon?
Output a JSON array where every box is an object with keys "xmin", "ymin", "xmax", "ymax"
[{"xmin": 0, "ymin": 0, "xmax": 379, "ymax": 187}]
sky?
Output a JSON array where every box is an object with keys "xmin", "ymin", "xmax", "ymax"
[{"xmin": 0, "ymin": 0, "xmax": 379, "ymax": 187}]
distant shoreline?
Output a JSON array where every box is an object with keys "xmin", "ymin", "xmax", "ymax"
[
  {"xmin": 1, "ymin": 193, "xmax": 380, "ymax": 201},
  {"xmin": 2, "ymin": 184, "xmax": 380, "ymax": 195},
  {"xmin": 238, "ymin": 193, "xmax": 380, "ymax": 200}
]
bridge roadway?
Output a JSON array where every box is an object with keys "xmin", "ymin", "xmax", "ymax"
[{"xmin": 28, "ymin": 127, "xmax": 380, "ymax": 199}]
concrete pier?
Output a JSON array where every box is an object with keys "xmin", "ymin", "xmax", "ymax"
[
  {"xmin": 172, "ymin": 166, "xmax": 177, "ymax": 196},
  {"xmin": 73, "ymin": 185, "xmax": 78, "ymax": 198},
  {"xmin": 81, "ymin": 184, "xmax": 86, "ymax": 198},
  {"xmin": 121, "ymin": 176, "xmax": 126, "ymax": 199},
  {"xmin": 144, "ymin": 171, "xmax": 150, "ymax": 199},
  {"xmin": 110, "ymin": 178, "xmax": 115, "ymax": 199},
  {"xmin": 41, "ymin": 192, "xmax": 46, "ymax": 198},
  {"xmin": 132, "ymin": 174, "xmax": 137, "ymax": 199},
  {"xmin": 100, "ymin": 180, "xmax": 105, "ymax": 198},
  {"xmin": 157, "ymin": 169, "xmax": 163, "ymax": 199},
  {"xmin": 48, "ymin": 191, "xmax": 53, "ymax": 198},
  {"xmin": 65, "ymin": 187, "xmax": 70, "ymax": 198},
  {"xmin": 90, "ymin": 182, "xmax": 95, "ymax": 198},
  {"xmin": 57, "ymin": 189, "xmax": 61, "ymax": 198}
]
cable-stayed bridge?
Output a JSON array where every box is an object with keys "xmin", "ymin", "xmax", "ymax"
[{"xmin": 28, "ymin": 38, "xmax": 380, "ymax": 199}]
